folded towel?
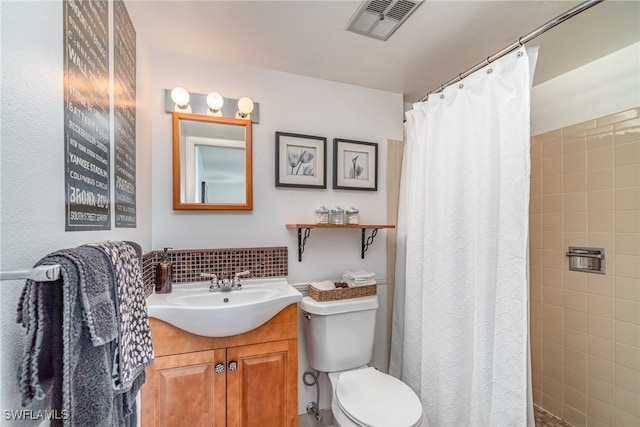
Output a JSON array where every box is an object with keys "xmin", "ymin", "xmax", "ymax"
[
  {"xmin": 343, "ymin": 270, "xmax": 376, "ymax": 287},
  {"xmin": 343, "ymin": 269, "xmax": 376, "ymax": 279},
  {"xmin": 310, "ymin": 280, "xmax": 336, "ymax": 291},
  {"xmin": 90, "ymin": 241, "xmax": 154, "ymax": 392},
  {"xmin": 344, "ymin": 279, "xmax": 377, "ymax": 287}
]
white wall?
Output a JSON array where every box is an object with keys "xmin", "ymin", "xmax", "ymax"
[
  {"xmin": 0, "ymin": 1, "xmax": 153, "ymax": 420},
  {"xmin": 531, "ymin": 42, "xmax": 640, "ymax": 136},
  {"xmin": 149, "ymin": 48, "xmax": 404, "ymax": 284},
  {"xmin": 146, "ymin": 48, "xmax": 404, "ymax": 415}
]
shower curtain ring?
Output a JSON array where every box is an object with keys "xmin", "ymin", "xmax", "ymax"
[
  {"xmin": 485, "ymin": 56, "xmax": 491, "ymax": 65},
  {"xmin": 518, "ymin": 36, "xmax": 524, "ymax": 46}
]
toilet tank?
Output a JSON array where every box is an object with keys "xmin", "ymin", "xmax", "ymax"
[{"xmin": 300, "ymin": 295, "xmax": 378, "ymax": 372}]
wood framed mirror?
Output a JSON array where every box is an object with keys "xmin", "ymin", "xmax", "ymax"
[{"xmin": 172, "ymin": 112, "xmax": 252, "ymax": 210}]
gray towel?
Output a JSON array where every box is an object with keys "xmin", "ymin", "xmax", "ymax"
[
  {"xmin": 62, "ymin": 245, "xmax": 119, "ymax": 346},
  {"xmin": 17, "ymin": 253, "xmax": 116, "ymax": 426},
  {"xmin": 16, "ymin": 245, "xmax": 147, "ymax": 427},
  {"xmin": 16, "ymin": 262, "xmax": 62, "ymax": 406},
  {"xmin": 90, "ymin": 241, "xmax": 154, "ymax": 391}
]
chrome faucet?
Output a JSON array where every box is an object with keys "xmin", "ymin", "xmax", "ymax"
[
  {"xmin": 201, "ymin": 271, "xmax": 250, "ymax": 292},
  {"xmin": 219, "ymin": 277, "xmax": 233, "ymax": 291},
  {"xmin": 232, "ymin": 270, "xmax": 250, "ymax": 289},
  {"xmin": 200, "ymin": 273, "xmax": 219, "ymax": 292}
]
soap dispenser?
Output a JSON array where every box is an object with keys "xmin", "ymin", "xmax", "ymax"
[{"xmin": 155, "ymin": 247, "xmax": 173, "ymax": 294}]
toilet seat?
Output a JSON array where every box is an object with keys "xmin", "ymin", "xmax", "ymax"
[{"xmin": 335, "ymin": 367, "xmax": 423, "ymax": 427}]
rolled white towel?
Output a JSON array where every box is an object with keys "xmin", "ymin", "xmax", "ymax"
[{"xmin": 310, "ymin": 280, "xmax": 336, "ymax": 291}]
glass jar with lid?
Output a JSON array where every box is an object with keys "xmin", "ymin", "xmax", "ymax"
[
  {"xmin": 330, "ymin": 206, "xmax": 345, "ymax": 225},
  {"xmin": 315, "ymin": 206, "xmax": 329, "ymax": 224},
  {"xmin": 346, "ymin": 207, "xmax": 360, "ymax": 225}
]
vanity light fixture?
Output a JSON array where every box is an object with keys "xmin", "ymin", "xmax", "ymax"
[
  {"xmin": 235, "ymin": 97, "xmax": 254, "ymax": 120},
  {"xmin": 171, "ymin": 87, "xmax": 192, "ymax": 113},
  {"xmin": 206, "ymin": 92, "xmax": 224, "ymax": 116},
  {"xmin": 164, "ymin": 89, "xmax": 260, "ymax": 123}
]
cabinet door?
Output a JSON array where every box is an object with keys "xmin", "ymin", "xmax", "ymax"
[
  {"xmin": 142, "ymin": 349, "xmax": 227, "ymax": 427},
  {"xmin": 226, "ymin": 339, "xmax": 298, "ymax": 427}
]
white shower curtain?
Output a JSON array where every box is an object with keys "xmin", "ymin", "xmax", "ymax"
[{"xmin": 390, "ymin": 46, "xmax": 536, "ymax": 426}]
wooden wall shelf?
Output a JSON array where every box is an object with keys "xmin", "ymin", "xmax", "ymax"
[{"xmin": 285, "ymin": 224, "xmax": 395, "ymax": 262}]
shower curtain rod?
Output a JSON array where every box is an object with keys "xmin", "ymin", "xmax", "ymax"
[{"xmin": 419, "ymin": 0, "xmax": 604, "ymax": 102}]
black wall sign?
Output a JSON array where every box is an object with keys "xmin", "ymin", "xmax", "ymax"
[
  {"xmin": 114, "ymin": 0, "xmax": 136, "ymax": 228},
  {"xmin": 64, "ymin": 0, "xmax": 111, "ymax": 231}
]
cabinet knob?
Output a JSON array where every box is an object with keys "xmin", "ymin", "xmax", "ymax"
[
  {"xmin": 215, "ymin": 363, "xmax": 225, "ymax": 374},
  {"xmin": 228, "ymin": 361, "xmax": 238, "ymax": 371}
]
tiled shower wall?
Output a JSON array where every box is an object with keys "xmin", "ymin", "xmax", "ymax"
[{"xmin": 530, "ymin": 107, "xmax": 639, "ymax": 426}]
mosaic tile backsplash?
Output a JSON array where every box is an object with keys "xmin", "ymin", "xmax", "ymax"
[{"xmin": 142, "ymin": 247, "xmax": 288, "ymax": 296}]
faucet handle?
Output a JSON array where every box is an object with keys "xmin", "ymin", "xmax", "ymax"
[
  {"xmin": 201, "ymin": 273, "xmax": 219, "ymax": 292},
  {"xmin": 201, "ymin": 272, "xmax": 218, "ymax": 282},
  {"xmin": 232, "ymin": 270, "xmax": 250, "ymax": 288}
]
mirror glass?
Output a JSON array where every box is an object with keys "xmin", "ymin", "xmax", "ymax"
[{"xmin": 172, "ymin": 112, "xmax": 252, "ymax": 210}]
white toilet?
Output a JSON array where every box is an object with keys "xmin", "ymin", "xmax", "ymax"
[{"xmin": 301, "ymin": 295, "xmax": 427, "ymax": 427}]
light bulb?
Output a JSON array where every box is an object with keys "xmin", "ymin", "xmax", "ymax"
[
  {"xmin": 170, "ymin": 87, "xmax": 190, "ymax": 109},
  {"xmin": 206, "ymin": 92, "xmax": 224, "ymax": 116},
  {"xmin": 206, "ymin": 92, "xmax": 224, "ymax": 110},
  {"xmin": 236, "ymin": 97, "xmax": 254, "ymax": 119}
]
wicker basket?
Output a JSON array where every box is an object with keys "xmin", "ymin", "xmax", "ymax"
[{"xmin": 308, "ymin": 282, "xmax": 376, "ymax": 302}]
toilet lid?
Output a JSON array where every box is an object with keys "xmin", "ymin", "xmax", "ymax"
[{"xmin": 336, "ymin": 367, "xmax": 423, "ymax": 427}]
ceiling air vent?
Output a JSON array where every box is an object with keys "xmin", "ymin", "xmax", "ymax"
[{"xmin": 345, "ymin": 0, "xmax": 423, "ymax": 41}]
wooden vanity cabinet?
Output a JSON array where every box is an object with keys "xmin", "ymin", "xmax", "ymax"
[
  {"xmin": 147, "ymin": 349, "xmax": 226, "ymax": 427},
  {"xmin": 142, "ymin": 304, "xmax": 298, "ymax": 427}
]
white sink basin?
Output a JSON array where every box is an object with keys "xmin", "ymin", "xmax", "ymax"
[{"xmin": 146, "ymin": 277, "xmax": 302, "ymax": 337}]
